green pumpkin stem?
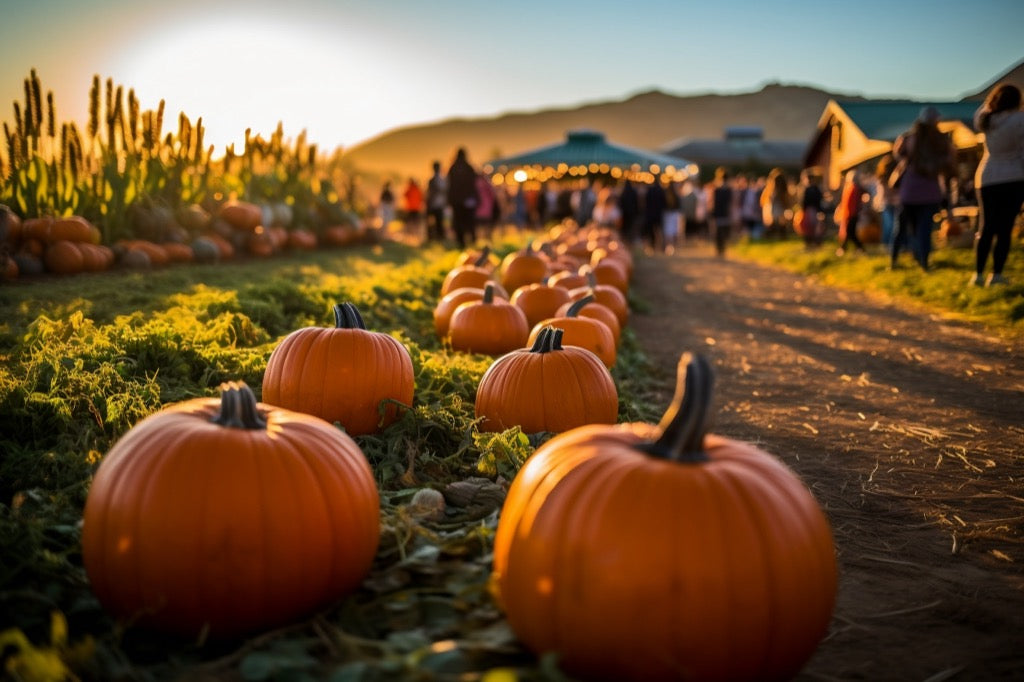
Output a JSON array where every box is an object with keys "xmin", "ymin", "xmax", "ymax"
[
  {"xmin": 566, "ymin": 294, "xmax": 594, "ymax": 318},
  {"xmin": 529, "ymin": 326, "xmax": 564, "ymax": 353},
  {"xmin": 211, "ymin": 381, "xmax": 267, "ymax": 430},
  {"xmin": 638, "ymin": 353, "xmax": 713, "ymax": 463},
  {"xmin": 333, "ymin": 302, "xmax": 366, "ymax": 329}
]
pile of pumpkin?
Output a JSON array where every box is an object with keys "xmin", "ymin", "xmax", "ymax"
[
  {"xmin": 0, "ymin": 200, "xmax": 369, "ymax": 280},
  {"xmin": 79, "ymin": 224, "xmax": 838, "ymax": 681}
]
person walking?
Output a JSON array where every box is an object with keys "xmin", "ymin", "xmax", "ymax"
[
  {"xmin": 425, "ymin": 161, "xmax": 447, "ymax": 242},
  {"xmin": 402, "ymin": 177, "xmax": 424, "ymax": 239},
  {"xmin": 890, "ymin": 106, "xmax": 956, "ymax": 271},
  {"xmin": 835, "ymin": 169, "xmax": 867, "ymax": 256},
  {"xmin": 797, "ymin": 170, "xmax": 825, "ymax": 249},
  {"xmin": 708, "ymin": 168, "xmax": 734, "ymax": 257},
  {"xmin": 446, "ymin": 148, "xmax": 479, "ymax": 249},
  {"xmin": 970, "ymin": 83, "xmax": 1024, "ymax": 286}
]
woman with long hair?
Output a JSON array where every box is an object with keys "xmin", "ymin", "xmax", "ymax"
[
  {"xmin": 890, "ymin": 106, "xmax": 956, "ymax": 271},
  {"xmin": 971, "ymin": 83, "xmax": 1024, "ymax": 286}
]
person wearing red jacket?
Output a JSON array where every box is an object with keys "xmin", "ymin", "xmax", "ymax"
[{"xmin": 834, "ymin": 169, "xmax": 866, "ymax": 256}]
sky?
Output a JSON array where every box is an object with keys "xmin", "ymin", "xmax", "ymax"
[{"xmin": 1, "ymin": 0, "xmax": 1022, "ymax": 156}]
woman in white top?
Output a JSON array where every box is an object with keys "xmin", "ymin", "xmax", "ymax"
[{"xmin": 972, "ymin": 83, "xmax": 1024, "ymax": 286}]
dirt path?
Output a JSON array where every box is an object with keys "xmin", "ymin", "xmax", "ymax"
[{"xmin": 629, "ymin": 243, "xmax": 1024, "ymax": 681}]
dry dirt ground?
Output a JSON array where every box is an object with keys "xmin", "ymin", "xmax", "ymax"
[{"xmin": 629, "ymin": 243, "xmax": 1024, "ymax": 681}]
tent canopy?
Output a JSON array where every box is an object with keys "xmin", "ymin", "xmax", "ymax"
[{"xmin": 485, "ymin": 129, "xmax": 698, "ymax": 182}]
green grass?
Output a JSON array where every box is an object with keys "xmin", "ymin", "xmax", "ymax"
[
  {"xmin": 0, "ymin": 237, "xmax": 661, "ymax": 681},
  {"xmin": 732, "ymin": 235, "xmax": 1024, "ymax": 339}
]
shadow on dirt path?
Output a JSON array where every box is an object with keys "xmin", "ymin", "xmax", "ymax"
[{"xmin": 629, "ymin": 244, "xmax": 1024, "ymax": 681}]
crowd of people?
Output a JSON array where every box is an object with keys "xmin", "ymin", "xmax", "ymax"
[{"xmin": 375, "ymin": 82, "xmax": 1023, "ymax": 286}]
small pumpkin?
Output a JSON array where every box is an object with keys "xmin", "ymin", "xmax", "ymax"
[
  {"xmin": 262, "ymin": 302, "xmax": 414, "ymax": 436},
  {"xmin": 43, "ymin": 240, "xmax": 84, "ymax": 274},
  {"xmin": 433, "ymin": 285, "xmax": 508, "ymax": 340},
  {"xmin": 475, "ymin": 326, "xmax": 617, "ymax": 433},
  {"xmin": 442, "ymin": 249, "xmax": 500, "ymax": 295},
  {"xmin": 491, "ymin": 353, "xmax": 837, "ymax": 681},
  {"xmin": 510, "ymin": 277, "xmax": 573, "ymax": 328},
  {"xmin": 82, "ymin": 382, "xmax": 379, "ymax": 638},
  {"xmin": 48, "ymin": 215, "xmax": 94, "ymax": 243},
  {"xmin": 569, "ymin": 267, "xmax": 628, "ymax": 327},
  {"xmin": 218, "ymin": 200, "xmax": 262, "ymax": 232},
  {"xmin": 448, "ymin": 283, "xmax": 530, "ymax": 356},
  {"xmin": 500, "ymin": 243, "xmax": 549, "ymax": 292},
  {"xmin": 530, "ymin": 295, "xmax": 616, "ymax": 368},
  {"xmin": 553, "ymin": 296, "xmax": 621, "ymax": 347}
]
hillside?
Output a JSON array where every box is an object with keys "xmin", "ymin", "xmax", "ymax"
[
  {"xmin": 341, "ymin": 83, "xmax": 855, "ymax": 181},
  {"xmin": 342, "ymin": 57, "xmax": 1024, "ymax": 182}
]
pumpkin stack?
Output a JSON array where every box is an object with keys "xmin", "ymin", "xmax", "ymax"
[{"xmin": 1, "ymin": 212, "xmax": 115, "ymax": 277}]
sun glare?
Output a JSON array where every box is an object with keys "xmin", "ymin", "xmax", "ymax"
[{"xmin": 107, "ymin": 15, "xmax": 435, "ymax": 154}]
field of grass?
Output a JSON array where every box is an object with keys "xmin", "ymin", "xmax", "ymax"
[{"xmin": 0, "ymin": 235, "xmax": 666, "ymax": 681}]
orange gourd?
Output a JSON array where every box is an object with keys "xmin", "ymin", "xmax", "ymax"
[
  {"xmin": 500, "ymin": 243, "xmax": 549, "ymax": 293},
  {"xmin": 529, "ymin": 295, "xmax": 616, "ymax": 368},
  {"xmin": 82, "ymin": 382, "xmax": 380, "ymax": 638},
  {"xmin": 43, "ymin": 240, "xmax": 84, "ymax": 274},
  {"xmin": 48, "ymin": 215, "xmax": 94, "ymax": 243},
  {"xmin": 433, "ymin": 285, "xmax": 508, "ymax": 340},
  {"xmin": 510, "ymin": 277, "xmax": 573, "ymax": 328},
  {"xmin": 475, "ymin": 326, "xmax": 617, "ymax": 434},
  {"xmin": 448, "ymin": 283, "xmax": 529, "ymax": 356},
  {"xmin": 218, "ymin": 200, "xmax": 263, "ymax": 231},
  {"xmin": 492, "ymin": 353, "xmax": 837, "ymax": 681},
  {"xmin": 262, "ymin": 302, "xmax": 414, "ymax": 436}
]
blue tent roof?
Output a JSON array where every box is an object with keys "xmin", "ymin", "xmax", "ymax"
[{"xmin": 486, "ymin": 129, "xmax": 697, "ymax": 175}]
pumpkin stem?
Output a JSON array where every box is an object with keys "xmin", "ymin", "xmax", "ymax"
[
  {"xmin": 637, "ymin": 353, "xmax": 713, "ymax": 463},
  {"xmin": 333, "ymin": 302, "xmax": 366, "ymax": 329},
  {"xmin": 211, "ymin": 381, "xmax": 267, "ymax": 430},
  {"xmin": 566, "ymin": 294, "xmax": 594, "ymax": 318},
  {"xmin": 583, "ymin": 267, "xmax": 598, "ymax": 289},
  {"xmin": 529, "ymin": 326, "xmax": 564, "ymax": 353},
  {"xmin": 482, "ymin": 282, "xmax": 495, "ymax": 304},
  {"xmin": 473, "ymin": 245, "xmax": 491, "ymax": 267}
]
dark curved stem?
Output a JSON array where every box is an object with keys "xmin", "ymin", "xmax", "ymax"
[
  {"xmin": 473, "ymin": 245, "xmax": 491, "ymax": 267},
  {"xmin": 211, "ymin": 381, "xmax": 267, "ymax": 430},
  {"xmin": 333, "ymin": 302, "xmax": 366, "ymax": 329},
  {"xmin": 637, "ymin": 353, "xmax": 713, "ymax": 462},
  {"xmin": 482, "ymin": 282, "xmax": 495, "ymax": 304},
  {"xmin": 529, "ymin": 326, "xmax": 564, "ymax": 353},
  {"xmin": 566, "ymin": 294, "xmax": 594, "ymax": 318}
]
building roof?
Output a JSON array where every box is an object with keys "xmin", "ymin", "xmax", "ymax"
[
  {"xmin": 486, "ymin": 129, "xmax": 696, "ymax": 174},
  {"xmin": 836, "ymin": 100, "xmax": 980, "ymax": 142},
  {"xmin": 660, "ymin": 138, "xmax": 807, "ymax": 167}
]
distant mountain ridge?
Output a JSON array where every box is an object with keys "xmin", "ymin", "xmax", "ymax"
[{"xmin": 342, "ymin": 59, "xmax": 1024, "ymax": 181}]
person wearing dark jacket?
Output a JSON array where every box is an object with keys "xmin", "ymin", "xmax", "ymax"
[{"xmin": 446, "ymin": 147, "xmax": 479, "ymax": 248}]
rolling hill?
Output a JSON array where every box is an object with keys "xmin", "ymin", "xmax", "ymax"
[{"xmin": 341, "ymin": 58, "xmax": 1024, "ymax": 182}]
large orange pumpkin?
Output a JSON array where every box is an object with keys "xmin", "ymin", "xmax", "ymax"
[
  {"xmin": 475, "ymin": 326, "xmax": 617, "ymax": 434},
  {"xmin": 492, "ymin": 353, "xmax": 838, "ymax": 681},
  {"xmin": 262, "ymin": 302, "xmax": 414, "ymax": 436},
  {"xmin": 82, "ymin": 382, "xmax": 380, "ymax": 638}
]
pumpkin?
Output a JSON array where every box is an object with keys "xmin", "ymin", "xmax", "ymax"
[
  {"xmin": 247, "ymin": 228, "xmax": 277, "ymax": 257},
  {"xmin": 82, "ymin": 381, "xmax": 379, "ymax": 638},
  {"xmin": 500, "ymin": 243, "xmax": 549, "ymax": 292},
  {"xmin": 22, "ymin": 217, "xmax": 54, "ymax": 242},
  {"xmin": 547, "ymin": 268, "xmax": 588, "ymax": 291},
  {"xmin": 475, "ymin": 326, "xmax": 617, "ymax": 434},
  {"xmin": 119, "ymin": 248, "xmax": 152, "ymax": 270},
  {"xmin": 441, "ymin": 250, "xmax": 501, "ymax": 295},
  {"xmin": 49, "ymin": 215, "xmax": 95, "ymax": 243},
  {"xmin": 191, "ymin": 236, "xmax": 221, "ymax": 263},
  {"xmin": 262, "ymin": 302, "xmax": 414, "ymax": 436},
  {"xmin": 553, "ymin": 297, "xmax": 621, "ymax": 348},
  {"xmin": 287, "ymin": 228, "xmax": 318, "ymax": 250},
  {"xmin": 218, "ymin": 200, "xmax": 262, "ymax": 231},
  {"xmin": 323, "ymin": 224, "xmax": 358, "ymax": 247},
  {"xmin": 589, "ymin": 252, "xmax": 630, "ymax": 293},
  {"xmin": 433, "ymin": 285, "xmax": 508, "ymax": 340},
  {"xmin": 12, "ymin": 252, "xmax": 44, "ymax": 276},
  {"xmin": 0, "ymin": 204, "xmax": 23, "ymax": 246},
  {"xmin": 530, "ymin": 295, "xmax": 616, "ymax": 368},
  {"xmin": 454, "ymin": 244, "xmax": 500, "ymax": 271},
  {"xmin": 44, "ymin": 240, "xmax": 84, "ymax": 274},
  {"xmin": 569, "ymin": 268, "xmax": 628, "ymax": 327},
  {"xmin": 491, "ymin": 353, "xmax": 837, "ymax": 681},
  {"xmin": 447, "ymin": 283, "xmax": 530, "ymax": 356},
  {"xmin": 510, "ymin": 277, "xmax": 573, "ymax": 328},
  {"xmin": 160, "ymin": 242, "xmax": 195, "ymax": 263}
]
